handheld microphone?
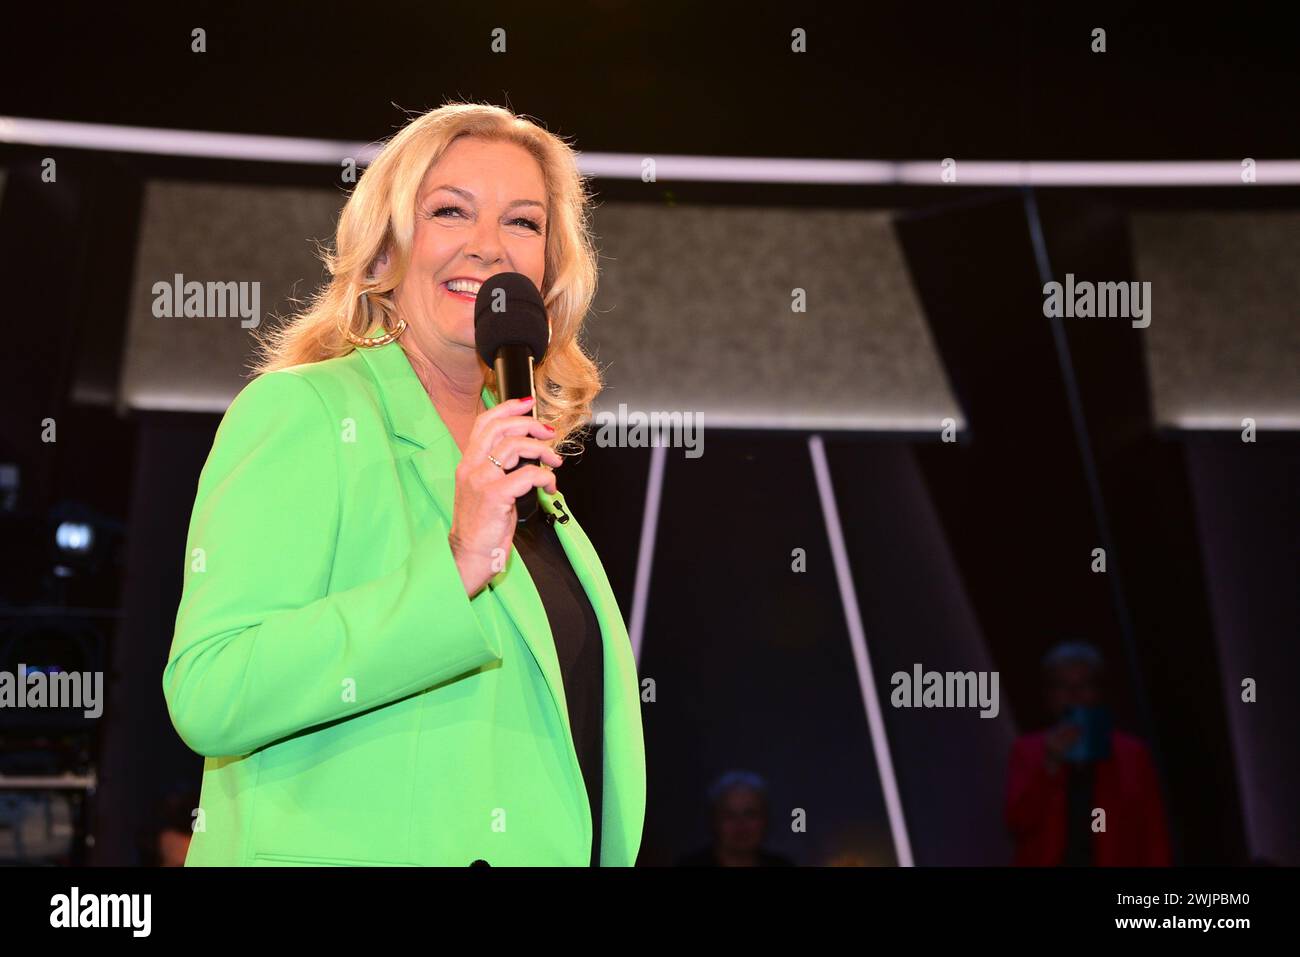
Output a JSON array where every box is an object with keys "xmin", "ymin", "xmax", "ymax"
[{"xmin": 473, "ymin": 272, "xmax": 550, "ymax": 523}]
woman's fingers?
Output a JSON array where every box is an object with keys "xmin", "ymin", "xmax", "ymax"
[
  {"xmin": 469, "ymin": 417, "xmax": 554, "ymax": 466},
  {"xmin": 498, "ymin": 464, "xmax": 558, "ymax": 498},
  {"xmin": 483, "ymin": 413, "xmax": 555, "ymax": 445},
  {"xmin": 487, "ymin": 435, "xmax": 563, "ymax": 470},
  {"xmin": 449, "ymin": 398, "xmax": 561, "ymax": 597},
  {"xmin": 467, "ymin": 397, "xmax": 546, "ymax": 450}
]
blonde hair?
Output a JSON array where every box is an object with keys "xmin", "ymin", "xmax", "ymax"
[{"xmin": 250, "ymin": 100, "xmax": 602, "ymax": 455}]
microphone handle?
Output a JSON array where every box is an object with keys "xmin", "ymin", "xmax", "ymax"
[{"xmin": 493, "ymin": 346, "xmax": 540, "ymax": 523}]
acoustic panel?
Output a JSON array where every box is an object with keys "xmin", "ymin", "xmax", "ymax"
[
  {"xmin": 120, "ymin": 180, "xmax": 337, "ymax": 412},
  {"xmin": 119, "ymin": 184, "xmax": 963, "ymax": 431},
  {"xmin": 584, "ymin": 204, "xmax": 961, "ymax": 430},
  {"xmin": 1132, "ymin": 211, "xmax": 1300, "ymax": 430}
]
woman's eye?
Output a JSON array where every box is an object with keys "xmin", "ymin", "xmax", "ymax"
[{"xmin": 430, "ymin": 206, "xmax": 540, "ymax": 233}]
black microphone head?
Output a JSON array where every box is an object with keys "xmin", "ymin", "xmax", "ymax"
[{"xmin": 474, "ymin": 272, "xmax": 549, "ymax": 367}]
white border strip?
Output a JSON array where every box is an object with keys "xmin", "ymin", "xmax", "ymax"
[
  {"xmin": 627, "ymin": 443, "xmax": 667, "ymax": 665},
  {"xmin": 809, "ymin": 434, "xmax": 914, "ymax": 867},
  {"xmin": 2, "ymin": 117, "xmax": 1298, "ymax": 186}
]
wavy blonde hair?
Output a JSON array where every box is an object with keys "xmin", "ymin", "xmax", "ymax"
[{"xmin": 250, "ymin": 100, "xmax": 602, "ymax": 455}]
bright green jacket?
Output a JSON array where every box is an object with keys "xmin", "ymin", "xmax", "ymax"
[{"xmin": 162, "ymin": 327, "xmax": 646, "ymax": 866}]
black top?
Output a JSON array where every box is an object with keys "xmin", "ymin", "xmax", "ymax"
[
  {"xmin": 512, "ymin": 513, "xmax": 605, "ymax": 866},
  {"xmin": 1063, "ymin": 762, "xmax": 1095, "ymax": 866}
]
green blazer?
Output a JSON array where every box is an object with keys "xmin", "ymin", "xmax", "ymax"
[{"xmin": 162, "ymin": 326, "xmax": 646, "ymax": 866}]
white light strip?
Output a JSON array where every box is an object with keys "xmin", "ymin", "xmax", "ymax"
[
  {"xmin": 580, "ymin": 153, "xmax": 902, "ymax": 184},
  {"xmin": 1164, "ymin": 413, "xmax": 1300, "ymax": 430},
  {"xmin": 895, "ymin": 160, "xmax": 1300, "ymax": 186},
  {"xmin": 627, "ymin": 443, "xmax": 667, "ymax": 666},
  {"xmin": 3, "ymin": 116, "xmax": 1297, "ymax": 186},
  {"xmin": 0, "ymin": 116, "xmax": 375, "ymax": 164},
  {"xmin": 808, "ymin": 435, "xmax": 914, "ymax": 867}
]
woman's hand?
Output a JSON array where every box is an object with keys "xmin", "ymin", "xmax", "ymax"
[{"xmin": 448, "ymin": 396, "xmax": 563, "ymax": 597}]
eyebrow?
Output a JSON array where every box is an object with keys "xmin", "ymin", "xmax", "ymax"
[{"xmin": 428, "ymin": 184, "xmax": 545, "ymax": 212}]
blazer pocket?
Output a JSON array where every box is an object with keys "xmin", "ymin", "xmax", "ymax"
[{"xmin": 252, "ymin": 852, "xmax": 410, "ymax": 867}]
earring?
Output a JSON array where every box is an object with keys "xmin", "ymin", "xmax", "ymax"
[{"xmin": 342, "ymin": 287, "xmax": 407, "ymax": 348}]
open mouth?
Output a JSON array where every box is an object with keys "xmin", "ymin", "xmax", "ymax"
[{"xmin": 442, "ymin": 279, "xmax": 482, "ymax": 301}]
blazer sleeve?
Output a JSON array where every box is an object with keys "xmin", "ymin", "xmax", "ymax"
[{"xmin": 162, "ymin": 369, "xmax": 503, "ymax": 758}]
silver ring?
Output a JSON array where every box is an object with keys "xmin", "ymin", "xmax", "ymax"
[{"xmin": 486, "ymin": 452, "xmax": 505, "ymax": 470}]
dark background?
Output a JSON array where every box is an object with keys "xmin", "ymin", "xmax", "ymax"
[{"xmin": 0, "ymin": 1, "xmax": 1296, "ymax": 867}]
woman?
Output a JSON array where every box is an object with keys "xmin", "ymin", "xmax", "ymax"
[{"xmin": 162, "ymin": 102, "xmax": 646, "ymax": 867}]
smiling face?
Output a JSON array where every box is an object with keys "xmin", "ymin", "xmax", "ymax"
[{"xmin": 386, "ymin": 136, "xmax": 549, "ymax": 365}]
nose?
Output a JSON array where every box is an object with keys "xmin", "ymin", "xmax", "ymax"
[{"xmin": 464, "ymin": 219, "xmax": 505, "ymax": 266}]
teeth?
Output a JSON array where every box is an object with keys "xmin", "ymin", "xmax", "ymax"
[{"xmin": 446, "ymin": 279, "xmax": 482, "ymax": 294}]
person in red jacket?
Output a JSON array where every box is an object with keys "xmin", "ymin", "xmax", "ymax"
[{"xmin": 1005, "ymin": 642, "xmax": 1171, "ymax": 866}]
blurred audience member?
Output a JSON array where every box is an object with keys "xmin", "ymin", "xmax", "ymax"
[
  {"xmin": 138, "ymin": 790, "xmax": 199, "ymax": 866},
  {"xmin": 676, "ymin": 770, "xmax": 795, "ymax": 866},
  {"xmin": 1005, "ymin": 642, "xmax": 1170, "ymax": 866}
]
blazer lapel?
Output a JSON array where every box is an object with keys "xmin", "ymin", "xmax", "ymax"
[
  {"xmin": 351, "ymin": 332, "xmax": 571, "ymax": 738},
  {"xmin": 353, "ymin": 330, "xmax": 646, "ymax": 863}
]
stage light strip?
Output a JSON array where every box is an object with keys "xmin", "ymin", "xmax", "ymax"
[
  {"xmin": 809, "ymin": 435, "xmax": 915, "ymax": 867},
  {"xmin": 3, "ymin": 117, "xmax": 1298, "ymax": 185},
  {"xmin": 627, "ymin": 443, "xmax": 668, "ymax": 666},
  {"xmin": 0, "ymin": 116, "xmax": 369, "ymax": 164},
  {"xmin": 581, "ymin": 156, "xmax": 1300, "ymax": 186}
]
